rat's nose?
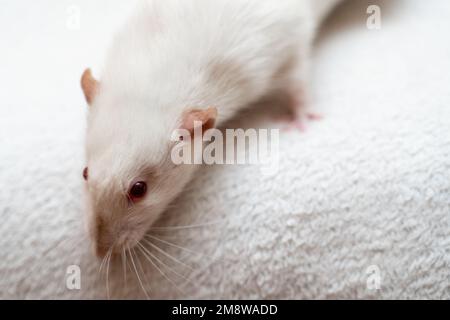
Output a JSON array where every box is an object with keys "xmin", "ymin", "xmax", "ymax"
[
  {"xmin": 95, "ymin": 243, "xmax": 109, "ymax": 259},
  {"xmin": 91, "ymin": 217, "xmax": 142, "ymax": 258},
  {"xmin": 92, "ymin": 216, "xmax": 115, "ymax": 259}
]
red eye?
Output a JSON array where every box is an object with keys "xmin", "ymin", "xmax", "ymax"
[
  {"xmin": 83, "ymin": 167, "xmax": 88, "ymax": 181},
  {"xmin": 129, "ymin": 181, "xmax": 147, "ymax": 201}
]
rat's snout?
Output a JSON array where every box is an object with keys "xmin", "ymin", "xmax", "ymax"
[
  {"xmin": 95, "ymin": 243, "xmax": 109, "ymax": 259},
  {"xmin": 92, "ymin": 216, "xmax": 112, "ymax": 259},
  {"xmin": 92, "ymin": 215, "xmax": 143, "ymax": 259},
  {"xmin": 91, "ymin": 216, "xmax": 118, "ymax": 259}
]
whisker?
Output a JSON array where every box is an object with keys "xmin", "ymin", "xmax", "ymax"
[
  {"xmin": 98, "ymin": 257, "xmax": 105, "ymax": 275},
  {"xmin": 105, "ymin": 248, "xmax": 113, "ymax": 300},
  {"xmin": 148, "ymin": 219, "xmax": 225, "ymax": 231},
  {"xmin": 141, "ymin": 245, "xmax": 192, "ymax": 285},
  {"xmin": 98, "ymin": 252, "xmax": 108, "ymax": 276},
  {"xmin": 139, "ymin": 241, "xmax": 192, "ymax": 281},
  {"xmin": 128, "ymin": 247, "xmax": 150, "ymax": 299},
  {"xmin": 142, "ymin": 238, "xmax": 194, "ymax": 271},
  {"xmin": 145, "ymin": 234, "xmax": 203, "ymax": 257},
  {"xmin": 121, "ymin": 249, "xmax": 128, "ymax": 290},
  {"xmin": 133, "ymin": 246, "xmax": 153, "ymax": 294},
  {"xmin": 137, "ymin": 243, "xmax": 185, "ymax": 295},
  {"xmin": 146, "ymin": 233, "xmax": 227, "ymax": 275}
]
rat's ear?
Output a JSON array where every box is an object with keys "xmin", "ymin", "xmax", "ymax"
[
  {"xmin": 181, "ymin": 107, "xmax": 218, "ymax": 134},
  {"xmin": 81, "ymin": 68, "xmax": 99, "ymax": 106}
]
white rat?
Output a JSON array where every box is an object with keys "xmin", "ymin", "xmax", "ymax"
[{"xmin": 81, "ymin": 0, "xmax": 342, "ymax": 257}]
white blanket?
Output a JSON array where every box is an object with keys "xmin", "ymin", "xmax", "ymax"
[{"xmin": 0, "ymin": 0, "xmax": 449, "ymax": 299}]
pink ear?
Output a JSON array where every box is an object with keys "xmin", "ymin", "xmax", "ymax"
[
  {"xmin": 81, "ymin": 68, "xmax": 99, "ymax": 106},
  {"xmin": 181, "ymin": 107, "xmax": 218, "ymax": 134}
]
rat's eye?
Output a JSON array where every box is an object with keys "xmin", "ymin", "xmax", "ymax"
[
  {"xmin": 83, "ymin": 167, "xmax": 88, "ymax": 181},
  {"xmin": 129, "ymin": 181, "xmax": 147, "ymax": 201}
]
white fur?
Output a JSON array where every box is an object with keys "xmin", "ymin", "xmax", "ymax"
[
  {"xmin": 1, "ymin": 0, "xmax": 449, "ymax": 299},
  {"xmin": 85, "ymin": 0, "xmax": 342, "ymax": 255}
]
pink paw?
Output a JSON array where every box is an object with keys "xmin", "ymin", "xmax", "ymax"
[{"xmin": 279, "ymin": 112, "xmax": 322, "ymax": 133}]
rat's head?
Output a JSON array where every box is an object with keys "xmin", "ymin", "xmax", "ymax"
[{"xmin": 80, "ymin": 69, "xmax": 217, "ymax": 258}]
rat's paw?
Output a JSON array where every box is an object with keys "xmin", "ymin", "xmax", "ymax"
[
  {"xmin": 279, "ymin": 112, "xmax": 322, "ymax": 133},
  {"xmin": 286, "ymin": 85, "xmax": 308, "ymax": 119},
  {"xmin": 276, "ymin": 85, "xmax": 321, "ymax": 133}
]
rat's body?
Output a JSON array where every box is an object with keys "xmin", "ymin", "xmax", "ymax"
[{"xmin": 81, "ymin": 0, "xmax": 342, "ymax": 257}]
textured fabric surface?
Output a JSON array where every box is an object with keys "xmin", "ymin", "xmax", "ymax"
[{"xmin": 0, "ymin": 0, "xmax": 449, "ymax": 299}]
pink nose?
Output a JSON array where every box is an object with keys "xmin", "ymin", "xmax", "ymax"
[
  {"xmin": 92, "ymin": 216, "xmax": 112, "ymax": 258},
  {"xmin": 95, "ymin": 243, "xmax": 109, "ymax": 258}
]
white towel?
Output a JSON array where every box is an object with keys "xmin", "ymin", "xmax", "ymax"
[{"xmin": 0, "ymin": 0, "xmax": 448, "ymax": 299}]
